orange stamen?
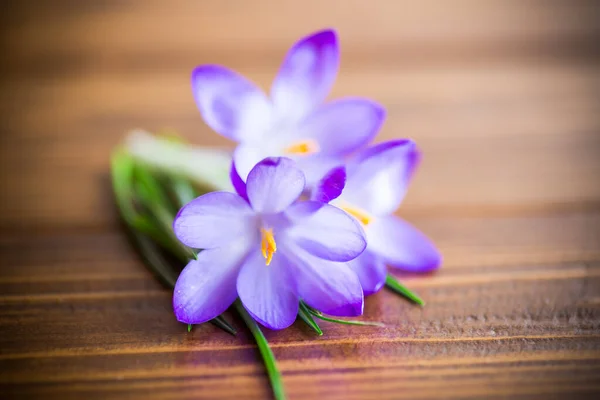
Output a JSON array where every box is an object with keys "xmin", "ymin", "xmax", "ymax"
[
  {"xmin": 260, "ymin": 228, "xmax": 277, "ymax": 266},
  {"xmin": 340, "ymin": 204, "xmax": 372, "ymax": 226},
  {"xmin": 284, "ymin": 139, "xmax": 319, "ymax": 156}
]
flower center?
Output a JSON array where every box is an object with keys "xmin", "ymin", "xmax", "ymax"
[
  {"xmin": 260, "ymin": 227, "xmax": 277, "ymax": 266},
  {"xmin": 340, "ymin": 203, "xmax": 373, "ymax": 226},
  {"xmin": 284, "ymin": 139, "xmax": 320, "ymax": 156}
]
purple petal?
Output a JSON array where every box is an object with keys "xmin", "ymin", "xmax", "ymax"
[
  {"xmin": 339, "ymin": 140, "xmax": 420, "ymax": 216},
  {"xmin": 246, "ymin": 157, "xmax": 305, "ymax": 213},
  {"xmin": 346, "ymin": 250, "xmax": 387, "ymax": 296},
  {"xmin": 285, "ymin": 246, "xmax": 363, "ymax": 316},
  {"xmin": 232, "ymin": 144, "xmax": 272, "ymax": 182},
  {"xmin": 237, "ymin": 249, "xmax": 298, "ymax": 330},
  {"xmin": 229, "ymin": 161, "xmax": 248, "ymax": 201},
  {"xmin": 293, "ymin": 153, "xmax": 344, "ymax": 188},
  {"xmin": 367, "ymin": 215, "xmax": 441, "ymax": 272},
  {"xmin": 173, "ymin": 244, "xmax": 250, "ymax": 324},
  {"xmin": 192, "ymin": 65, "xmax": 273, "ymax": 142},
  {"xmin": 173, "ymin": 192, "xmax": 257, "ymax": 249},
  {"xmin": 271, "ymin": 29, "xmax": 339, "ymax": 122},
  {"xmin": 285, "ymin": 201, "xmax": 366, "ymax": 262},
  {"xmin": 297, "ymin": 98, "xmax": 385, "ymax": 155},
  {"xmin": 311, "ymin": 166, "xmax": 346, "ymax": 203}
]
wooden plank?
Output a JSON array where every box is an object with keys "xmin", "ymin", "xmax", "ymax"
[
  {"xmin": 0, "ymin": 227, "xmax": 598, "ymax": 357},
  {"xmin": 1, "ymin": 64, "xmax": 599, "ymax": 228},
  {"xmin": 1, "ymin": 210, "xmax": 599, "ymax": 275},
  {"xmin": 2, "ymin": 0, "xmax": 599, "ymax": 75}
]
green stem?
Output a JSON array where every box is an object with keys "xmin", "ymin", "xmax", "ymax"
[
  {"xmin": 385, "ymin": 274, "xmax": 425, "ymax": 306},
  {"xmin": 235, "ymin": 301, "xmax": 286, "ymax": 400},
  {"xmin": 297, "ymin": 302, "xmax": 323, "ymax": 335}
]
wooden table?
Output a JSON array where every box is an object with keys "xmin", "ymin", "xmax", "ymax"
[{"xmin": 1, "ymin": 1, "xmax": 599, "ymax": 399}]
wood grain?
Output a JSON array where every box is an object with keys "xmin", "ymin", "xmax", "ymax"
[{"xmin": 1, "ymin": 1, "xmax": 599, "ymax": 399}]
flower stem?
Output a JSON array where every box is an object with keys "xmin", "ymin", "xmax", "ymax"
[
  {"xmin": 385, "ymin": 274, "xmax": 425, "ymax": 306},
  {"xmin": 235, "ymin": 300, "xmax": 286, "ymax": 400}
]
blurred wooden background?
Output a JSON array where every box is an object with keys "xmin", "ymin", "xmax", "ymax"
[{"xmin": 1, "ymin": 1, "xmax": 599, "ymax": 399}]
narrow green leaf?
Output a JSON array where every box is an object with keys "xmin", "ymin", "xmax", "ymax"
[
  {"xmin": 110, "ymin": 149, "xmax": 139, "ymax": 224},
  {"xmin": 112, "ymin": 151, "xmax": 235, "ymax": 336},
  {"xmin": 235, "ymin": 301, "xmax": 287, "ymax": 400},
  {"xmin": 211, "ymin": 316, "xmax": 237, "ymax": 336},
  {"xmin": 127, "ymin": 227, "xmax": 179, "ymax": 288},
  {"xmin": 385, "ymin": 274, "xmax": 425, "ymax": 306},
  {"xmin": 297, "ymin": 303, "xmax": 323, "ymax": 336},
  {"xmin": 111, "ymin": 150, "xmax": 185, "ymax": 255},
  {"xmin": 310, "ymin": 314, "xmax": 385, "ymax": 327},
  {"xmin": 169, "ymin": 176, "xmax": 199, "ymax": 207},
  {"xmin": 134, "ymin": 164, "xmax": 174, "ymax": 214},
  {"xmin": 133, "ymin": 163, "xmax": 196, "ymax": 262},
  {"xmin": 304, "ymin": 304, "xmax": 385, "ymax": 327},
  {"xmin": 123, "ymin": 225, "xmax": 236, "ymax": 336}
]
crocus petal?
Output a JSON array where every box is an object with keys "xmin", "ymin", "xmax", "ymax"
[
  {"xmin": 347, "ymin": 250, "xmax": 388, "ymax": 296},
  {"xmin": 246, "ymin": 157, "xmax": 305, "ymax": 213},
  {"xmin": 232, "ymin": 144, "xmax": 274, "ymax": 182},
  {"xmin": 297, "ymin": 98, "xmax": 385, "ymax": 155},
  {"xmin": 367, "ymin": 215, "xmax": 441, "ymax": 272},
  {"xmin": 293, "ymin": 153, "xmax": 344, "ymax": 188},
  {"xmin": 311, "ymin": 166, "xmax": 346, "ymax": 203},
  {"xmin": 173, "ymin": 243, "xmax": 250, "ymax": 324},
  {"xmin": 339, "ymin": 140, "xmax": 420, "ymax": 216},
  {"xmin": 284, "ymin": 201, "xmax": 366, "ymax": 262},
  {"xmin": 173, "ymin": 191, "xmax": 257, "ymax": 249},
  {"xmin": 192, "ymin": 65, "xmax": 273, "ymax": 142},
  {"xmin": 229, "ymin": 161, "xmax": 248, "ymax": 201},
  {"xmin": 237, "ymin": 249, "xmax": 298, "ymax": 330},
  {"xmin": 271, "ymin": 29, "xmax": 339, "ymax": 122},
  {"xmin": 285, "ymin": 246, "xmax": 363, "ymax": 316}
]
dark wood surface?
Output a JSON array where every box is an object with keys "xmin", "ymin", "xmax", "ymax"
[{"xmin": 1, "ymin": 1, "xmax": 599, "ymax": 399}]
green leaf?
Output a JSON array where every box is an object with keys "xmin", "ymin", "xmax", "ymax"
[
  {"xmin": 111, "ymin": 150, "xmax": 183, "ymax": 254},
  {"xmin": 126, "ymin": 227, "xmax": 179, "ymax": 288},
  {"xmin": 235, "ymin": 301, "xmax": 287, "ymax": 400},
  {"xmin": 110, "ymin": 149, "xmax": 137, "ymax": 224},
  {"xmin": 210, "ymin": 316, "xmax": 237, "ymax": 336},
  {"xmin": 187, "ymin": 317, "xmax": 237, "ymax": 336},
  {"xmin": 169, "ymin": 175, "xmax": 199, "ymax": 207},
  {"xmin": 385, "ymin": 274, "xmax": 425, "ymax": 306},
  {"xmin": 123, "ymin": 223, "xmax": 236, "ymax": 336},
  {"xmin": 134, "ymin": 164, "xmax": 174, "ymax": 215},
  {"xmin": 132, "ymin": 163, "xmax": 196, "ymax": 262},
  {"xmin": 297, "ymin": 302, "xmax": 323, "ymax": 335},
  {"xmin": 304, "ymin": 304, "xmax": 385, "ymax": 327},
  {"xmin": 124, "ymin": 131, "xmax": 232, "ymax": 191},
  {"xmin": 112, "ymin": 150, "xmax": 235, "ymax": 336}
]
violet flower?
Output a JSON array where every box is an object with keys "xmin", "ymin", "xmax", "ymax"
[
  {"xmin": 330, "ymin": 140, "xmax": 442, "ymax": 295},
  {"xmin": 191, "ymin": 29, "xmax": 385, "ymax": 186},
  {"xmin": 172, "ymin": 157, "xmax": 366, "ymax": 330}
]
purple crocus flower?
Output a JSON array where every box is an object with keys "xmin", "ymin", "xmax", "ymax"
[
  {"xmin": 191, "ymin": 29, "xmax": 385, "ymax": 186},
  {"xmin": 172, "ymin": 157, "xmax": 366, "ymax": 330},
  {"xmin": 330, "ymin": 140, "xmax": 442, "ymax": 295}
]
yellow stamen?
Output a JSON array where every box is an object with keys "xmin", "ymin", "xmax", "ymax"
[
  {"xmin": 340, "ymin": 204, "xmax": 373, "ymax": 226},
  {"xmin": 260, "ymin": 228, "xmax": 277, "ymax": 266},
  {"xmin": 284, "ymin": 139, "xmax": 319, "ymax": 156}
]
